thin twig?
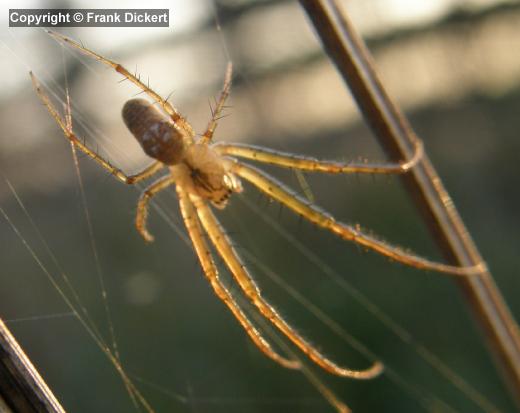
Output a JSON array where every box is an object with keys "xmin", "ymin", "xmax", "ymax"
[
  {"xmin": 299, "ymin": 0, "xmax": 520, "ymax": 407},
  {"xmin": 0, "ymin": 317, "xmax": 65, "ymax": 412}
]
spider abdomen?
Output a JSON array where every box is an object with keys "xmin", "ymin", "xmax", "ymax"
[{"xmin": 122, "ymin": 98, "xmax": 185, "ymax": 165}]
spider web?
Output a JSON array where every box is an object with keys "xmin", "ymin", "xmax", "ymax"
[{"xmin": 1, "ymin": 1, "xmax": 519, "ymax": 412}]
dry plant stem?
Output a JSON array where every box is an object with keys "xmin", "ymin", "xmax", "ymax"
[
  {"xmin": 0, "ymin": 318, "xmax": 65, "ymax": 413},
  {"xmin": 299, "ymin": 0, "xmax": 520, "ymax": 405}
]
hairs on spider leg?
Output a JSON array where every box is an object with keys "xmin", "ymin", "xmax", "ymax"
[{"xmin": 165, "ymin": 90, "xmax": 175, "ymax": 103}]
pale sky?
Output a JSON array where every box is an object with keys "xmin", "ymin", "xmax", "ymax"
[{"xmin": 0, "ymin": 0, "xmax": 513, "ymax": 101}]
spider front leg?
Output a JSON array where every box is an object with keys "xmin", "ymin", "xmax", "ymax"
[
  {"xmin": 30, "ymin": 72, "xmax": 164, "ymax": 184},
  {"xmin": 229, "ymin": 161, "xmax": 487, "ymax": 277},
  {"xmin": 136, "ymin": 175, "xmax": 176, "ymax": 242},
  {"xmin": 214, "ymin": 138, "xmax": 423, "ymax": 174},
  {"xmin": 191, "ymin": 194, "xmax": 383, "ymax": 379},
  {"xmin": 47, "ymin": 31, "xmax": 196, "ymax": 142},
  {"xmin": 177, "ymin": 188, "xmax": 300, "ymax": 370},
  {"xmin": 200, "ymin": 63, "xmax": 233, "ymax": 145}
]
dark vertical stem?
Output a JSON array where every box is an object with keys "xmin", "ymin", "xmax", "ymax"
[
  {"xmin": 299, "ymin": 0, "xmax": 520, "ymax": 407},
  {"xmin": 0, "ymin": 319, "xmax": 64, "ymax": 412}
]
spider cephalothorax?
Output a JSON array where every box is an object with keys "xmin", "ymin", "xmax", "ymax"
[
  {"xmin": 31, "ymin": 31, "xmax": 486, "ymax": 388},
  {"xmin": 172, "ymin": 144, "xmax": 243, "ymax": 208}
]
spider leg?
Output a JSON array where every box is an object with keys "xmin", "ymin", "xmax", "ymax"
[
  {"xmin": 214, "ymin": 139, "xmax": 423, "ymax": 174},
  {"xmin": 191, "ymin": 194, "xmax": 383, "ymax": 379},
  {"xmin": 177, "ymin": 188, "xmax": 300, "ymax": 370},
  {"xmin": 30, "ymin": 72, "xmax": 164, "ymax": 184},
  {"xmin": 229, "ymin": 161, "xmax": 487, "ymax": 277},
  {"xmin": 136, "ymin": 175, "xmax": 176, "ymax": 242},
  {"xmin": 46, "ymin": 31, "xmax": 195, "ymax": 141},
  {"xmin": 200, "ymin": 63, "xmax": 233, "ymax": 145}
]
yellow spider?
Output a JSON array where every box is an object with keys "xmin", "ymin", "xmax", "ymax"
[{"xmin": 30, "ymin": 31, "xmax": 485, "ymax": 381}]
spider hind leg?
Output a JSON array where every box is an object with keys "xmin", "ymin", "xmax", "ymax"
[
  {"xmin": 177, "ymin": 187, "xmax": 300, "ymax": 370},
  {"xmin": 192, "ymin": 194, "xmax": 383, "ymax": 379}
]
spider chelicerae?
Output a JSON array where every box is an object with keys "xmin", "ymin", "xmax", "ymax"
[{"xmin": 30, "ymin": 31, "xmax": 485, "ymax": 381}]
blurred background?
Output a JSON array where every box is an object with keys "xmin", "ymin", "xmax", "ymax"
[{"xmin": 1, "ymin": 0, "xmax": 519, "ymax": 412}]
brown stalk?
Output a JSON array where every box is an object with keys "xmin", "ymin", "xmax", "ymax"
[
  {"xmin": 0, "ymin": 318, "xmax": 64, "ymax": 412},
  {"xmin": 299, "ymin": 0, "xmax": 520, "ymax": 407}
]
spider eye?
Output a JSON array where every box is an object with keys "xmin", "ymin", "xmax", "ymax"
[{"xmin": 122, "ymin": 99, "xmax": 185, "ymax": 165}]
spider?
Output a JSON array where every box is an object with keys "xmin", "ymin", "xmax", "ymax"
[{"xmin": 30, "ymin": 31, "xmax": 486, "ymax": 381}]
